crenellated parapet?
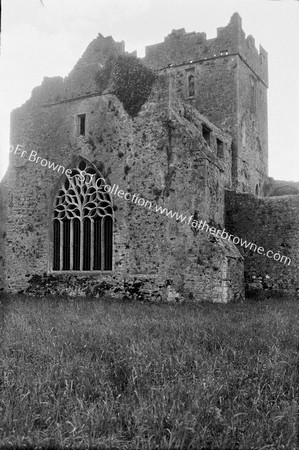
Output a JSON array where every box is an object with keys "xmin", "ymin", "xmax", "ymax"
[
  {"xmin": 216, "ymin": 13, "xmax": 268, "ymax": 86},
  {"xmin": 144, "ymin": 12, "xmax": 268, "ymax": 86}
]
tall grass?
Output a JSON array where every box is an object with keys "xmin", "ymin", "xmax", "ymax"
[{"xmin": 0, "ymin": 295, "xmax": 298, "ymax": 449}]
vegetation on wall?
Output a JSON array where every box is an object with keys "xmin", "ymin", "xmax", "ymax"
[
  {"xmin": 113, "ymin": 55, "xmax": 157, "ymax": 117},
  {"xmin": 95, "ymin": 54, "xmax": 157, "ymax": 117}
]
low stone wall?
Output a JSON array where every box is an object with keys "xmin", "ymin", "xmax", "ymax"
[
  {"xmin": 23, "ymin": 273, "xmax": 163, "ymax": 302},
  {"xmin": 23, "ymin": 254, "xmax": 244, "ymax": 304}
]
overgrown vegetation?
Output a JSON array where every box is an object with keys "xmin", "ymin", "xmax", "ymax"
[
  {"xmin": 0, "ymin": 295, "xmax": 298, "ymax": 449},
  {"xmin": 95, "ymin": 54, "xmax": 157, "ymax": 117}
]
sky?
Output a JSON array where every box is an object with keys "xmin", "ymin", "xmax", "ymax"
[{"xmin": 0, "ymin": 0, "xmax": 299, "ymax": 182}]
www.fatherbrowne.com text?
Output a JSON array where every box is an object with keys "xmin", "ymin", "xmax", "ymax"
[
  {"xmin": 10, "ymin": 145, "xmax": 291, "ymax": 266},
  {"xmin": 103, "ymin": 183, "xmax": 291, "ymax": 266}
]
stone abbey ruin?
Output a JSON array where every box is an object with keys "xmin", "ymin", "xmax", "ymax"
[{"xmin": 0, "ymin": 12, "xmax": 298, "ymax": 302}]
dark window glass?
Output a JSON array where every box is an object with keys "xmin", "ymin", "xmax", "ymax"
[
  {"xmin": 94, "ymin": 217, "xmax": 102, "ymax": 270},
  {"xmin": 83, "ymin": 219, "xmax": 91, "ymax": 270},
  {"xmin": 103, "ymin": 216, "xmax": 113, "ymax": 270},
  {"xmin": 62, "ymin": 219, "xmax": 70, "ymax": 270},
  {"xmin": 53, "ymin": 220, "xmax": 60, "ymax": 270},
  {"xmin": 77, "ymin": 114, "xmax": 86, "ymax": 136},
  {"xmin": 73, "ymin": 219, "xmax": 80, "ymax": 270},
  {"xmin": 217, "ymin": 139, "xmax": 224, "ymax": 158},
  {"xmin": 202, "ymin": 125, "xmax": 211, "ymax": 145},
  {"xmin": 188, "ymin": 74, "xmax": 195, "ymax": 97}
]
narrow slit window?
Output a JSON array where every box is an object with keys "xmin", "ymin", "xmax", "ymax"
[
  {"xmin": 77, "ymin": 114, "xmax": 86, "ymax": 136},
  {"xmin": 202, "ymin": 124, "xmax": 211, "ymax": 146},
  {"xmin": 188, "ymin": 73, "xmax": 195, "ymax": 97},
  {"xmin": 216, "ymin": 139, "xmax": 224, "ymax": 158}
]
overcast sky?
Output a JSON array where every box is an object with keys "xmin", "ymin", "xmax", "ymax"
[{"xmin": 1, "ymin": 0, "xmax": 299, "ymax": 182}]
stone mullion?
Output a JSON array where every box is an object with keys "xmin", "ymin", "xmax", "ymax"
[
  {"xmin": 80, "ymin": 218, "xmax": 84, "ymax": 271},
  {"xmin": 59, "ymin": 219, "xmax": 63, "ymax": 271},
  {"xmin": 70, "ymin": 220, "xmax": 73, "ymax": 270},
  {"xmin": 101, "ymin": 217, "xmax": 105, "ymax": 270}
]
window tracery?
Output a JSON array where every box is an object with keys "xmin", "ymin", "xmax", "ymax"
[{"xmin": 52, "ymin": 159, "xmax": 113, "ymax": 271}]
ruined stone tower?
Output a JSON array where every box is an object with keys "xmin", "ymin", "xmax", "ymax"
[
  {"xmin": 0, "ymin": 13, "xmax": 297, "ymax": 301},
  {"xmin": 144, "ymin": 12, "xmax": 268, "ymax": 195}
]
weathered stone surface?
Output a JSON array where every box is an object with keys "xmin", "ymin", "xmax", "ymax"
[
  {"xmin": 0, "ymin": 184, "xmax": 5, "ymax": 292},
  {"xmin": 1, "ymin": 12, "xmax": 296, "ymax": 303},
  {"xmin": 0, "ymin": 71, "xmax": 243, "ymax": 301},
  {"xmin": 144, "ymin": 12, "xmax": 268, "ymax": 195},
  {"xmin": 225, "ymin": 191, "xmax": 299, "ymax": 297}
]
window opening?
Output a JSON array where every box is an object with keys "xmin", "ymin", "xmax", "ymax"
[
  {"xmin": 202, "ymin": 124, "xmax": 211, "ymax": 145},
  {"xmin": 52, "ymin": 159, "xmax": 113, "ymax": 271},
  {"xmin": 188, "ymin": 73, "xmax": 195, "ymax": 97},
  {"xmin": 77, "ymin": 114, "xmax": 86, "ymax": 136},
  {"xmin": 216, "ymin": 139, "xmax": 224, "ymax": 158}
]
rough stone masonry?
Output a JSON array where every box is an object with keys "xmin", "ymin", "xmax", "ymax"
[{"xmin": 0, "ymin": 12, "xmax": 298, "ymax": 302}]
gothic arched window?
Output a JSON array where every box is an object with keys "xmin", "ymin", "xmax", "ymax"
[{"xmin": 52, "ymin": 159, "xmax": 113, "ymax": 271}]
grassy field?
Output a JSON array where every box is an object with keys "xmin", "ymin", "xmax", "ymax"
[{"xmin": 0, "ymin": 295, "xmax": 298, "ymax": 449}]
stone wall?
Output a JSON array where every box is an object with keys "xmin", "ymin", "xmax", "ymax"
[
  {"xmin": 2, "ymin": 52, "xmax": 244, "ymax": 302},
  {"xmin": 236, "ymin": 57, "xmax": 268, "ymax": 195},
  {"xmin": 0, "ymin": 183, "xmax": 5, "ymax": 293},
  {"xmin": 225, "ymin": 190, "xmax": 299, "ymax": 296},
  {"xmin": 3, "ymin": 13, "xmax": 298, "ymax": 304}
]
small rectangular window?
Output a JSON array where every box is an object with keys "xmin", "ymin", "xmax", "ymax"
[
  {"xmin": 216, "ymin": 139, "xmax": 224, "ymax": 158},
  {"xmin": 185, "ymin": 67, "xmax": 195, "ymax": 98},
  {"xmin": 202, "ymin": 124, "xmax": 211, "ymax": 145},
  {"xmin": 77, "ymin": 114, "xmax": 86, "ymax": 136}
]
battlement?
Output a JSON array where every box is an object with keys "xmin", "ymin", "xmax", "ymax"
[
  {"xmin": 144, "ymin": 12, "xmax": 268, "ymax": 86},
  {"xmin": 164, "ymin": 28, "xmax": 207, "ymax": 44}
]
